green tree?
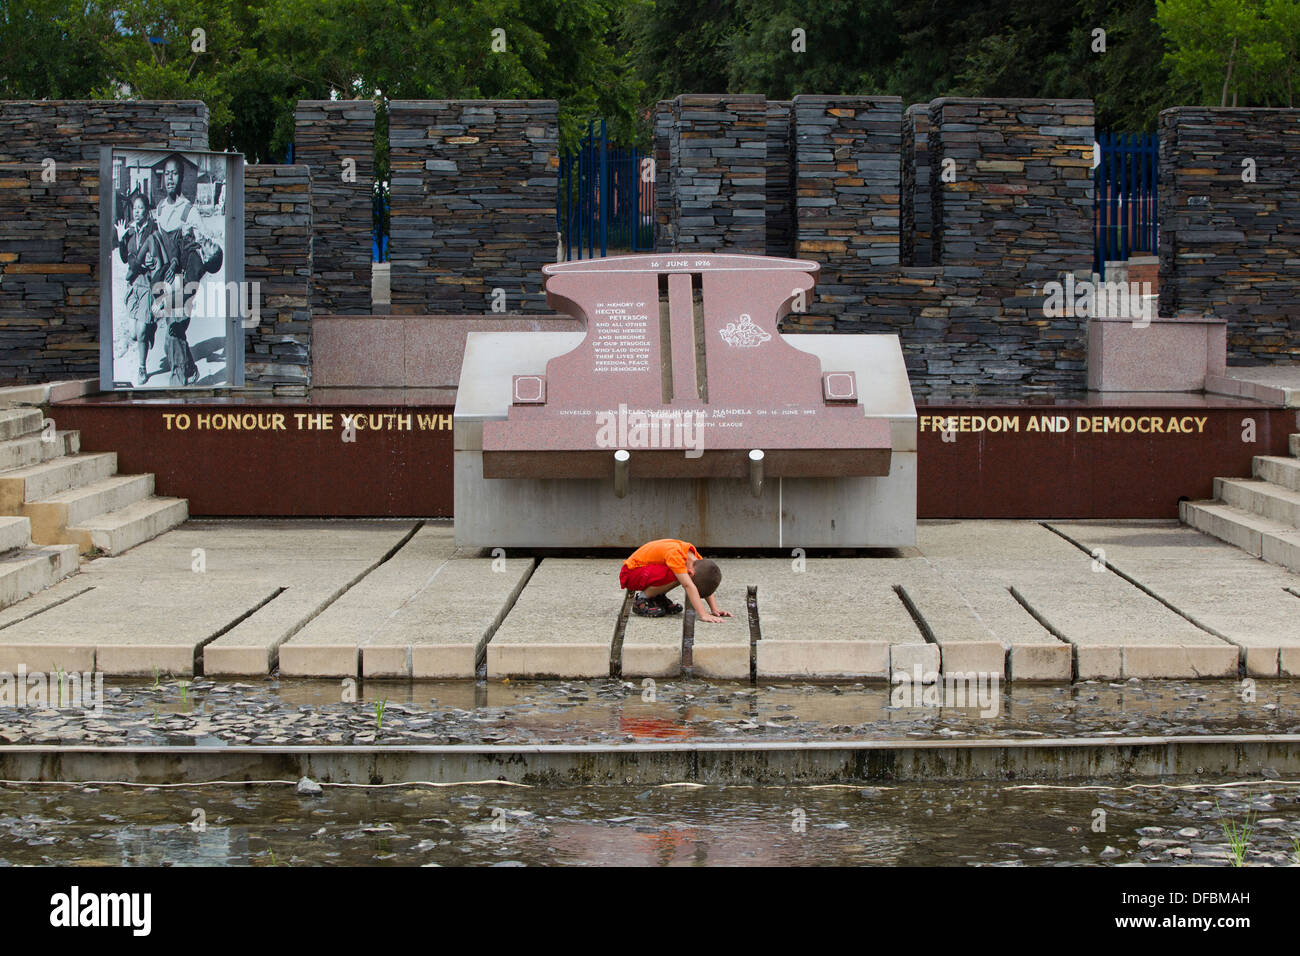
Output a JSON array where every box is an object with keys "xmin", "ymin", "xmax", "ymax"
[
  {"xmin": 1155, "ymin": 0, "xmax": 1300, "ymax": 106},
  {"xmin": 0, "ymin": 0, "xmax": 116, "ymax": 98}
]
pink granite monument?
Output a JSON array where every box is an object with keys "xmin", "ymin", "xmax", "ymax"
[
  {"xmin": 482, "ymin": 254, "xmax": 891, "ymax": 481},
  {"xmin": 455, "ymin": 253, "xmax": 917, "ymax": 548}
]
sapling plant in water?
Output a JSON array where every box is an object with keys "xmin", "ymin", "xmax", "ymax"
[{"xmin": 1218, "ymin": 801, "xmax": 1255, "ymax": 867}]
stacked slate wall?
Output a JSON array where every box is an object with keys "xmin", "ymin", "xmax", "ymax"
[
  {"xmin": 242, "ymin": 164, "xmax": 313, "ymax": 391},
  {"xmin": 792, "ymin": 95, "xmax": 902, "ymax": 321},
  {"xmin": 901, "ymin": 104, "xmax": 933, "ymax": 266},
  {"xmin": 0, "ymin": 102, "xmax": 214, "ymax": 384},
  {"xmin": 764, "ymin": 101, "xmax": 795, "ymax": 258},
  {"xmin": 654, "ymin": 94, "xmax": 767, "ymax": 254},
  {"xmin": 293, "ymin": 100, "xmax": 374, "ymax": 315},
  {"xmin": 653, "ymin": 100, "xmax": 675, "ymax": 253},
  {"xmin": 0, "ymin": 162, "xmax": 312, "ymax": 391},
  {"xmin": 1159, "ymin": 107, "xmax": 1300, "ymax": 363},
  {"xmin": 913, "ymin": 97, "xmax": 1094, "ymax": 390},
  {"xmin": 0, "ymin": 165, "xmax": 100, "ymax": 381},
  {"xmin": 388, "ymin": 99, "xmax": 557, "ymax": 314},
  {"xmin": 0, "ymin": 101, "xmax": 209, "ymax": 163}
]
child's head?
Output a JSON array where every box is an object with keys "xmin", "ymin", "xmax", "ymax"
[{"xmin": 692, "ymin": 559, "xmax": 721, "ymax": 598}]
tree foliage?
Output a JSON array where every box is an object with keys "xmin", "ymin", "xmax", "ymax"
[
  {"xmin": 1156, "ymin": 0, "xmax": 1300, "ymax": 106},
  {"xmin": 2, "ymin": 0, "xmax": 1294, "ymax": 167}
]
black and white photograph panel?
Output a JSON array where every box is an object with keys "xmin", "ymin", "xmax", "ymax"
[{"xmin": 104, "ymin": 147, "xmax": 236, "ymax": 389}]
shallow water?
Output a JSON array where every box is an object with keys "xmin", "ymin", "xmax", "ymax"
[
  {"xmin": 2, "ymin": 677, "xmax": 1297, "ymax": 747},
  {"xmin": 2, "ymin": 778, "xmax": 1297, "ymax": 866}
]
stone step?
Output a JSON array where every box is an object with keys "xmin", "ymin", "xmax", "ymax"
[
  {"xmin": 0, "ymin": 430, "xmax": 81, "ymax": 473},
  {"xmin": 67, "ymin": 495, "xmax": 188, "ymax": 555},
  {"xmin": 0, "ymin": 407, "xmax": 44, "ymax": 442},
  {"xmin": 1254, "ymin": 455, "xmax": 1300, "ymax": 493},
  {"xmin": 1215, "ymin": 477, "xmax": 1300, "ymax": 528},
  {"xmin": 0, "ymin": 515, "xmax": 32, "ymax": 554},
  {"xmin": 1291, "ymin": 433, "xmax": 1299, "ymax": 458},
  {"xmin": 0, "ymin": 543, "xmax": 79, "ymax": 610},
  {"xmin": 0, "ymin": 384, "xmax": 51, "ymax": 405},
  {"xmin": 0, "ymin": 379, "xmax": 97, "ymax": 406},
  {"xmin": 23, "ymin": 473, "xmax": 154, "ymax": 548},
  {"xmin": 1180, "ymin": 499, "xmax": 1300, "ymax": 572},
  {"xmin": 0, "ymin": 452, "xmax": 118, "ymax": 511}
]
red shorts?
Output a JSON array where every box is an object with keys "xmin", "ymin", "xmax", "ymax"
[{"xmin": 619, "ymin": 562, "xmax": 676, "ymax": 592}]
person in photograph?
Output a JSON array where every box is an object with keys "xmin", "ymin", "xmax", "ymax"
[
  {"xmin": 114, "ymin": 190, "xmax": 165, "ymax": 386},
  {"xmin": 151, "ymin": 153, "xmax": 220, "ymax": 385}
]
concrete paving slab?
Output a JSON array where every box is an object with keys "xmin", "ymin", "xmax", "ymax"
[
  {"xmin": 277, "ymin": 525, "xmax": 459, "ymax": 677},
  {"xmin": 368, "ymin": 555, "xmax": 535, "ymax": 679},
  {"xmin": 620, "ymin": 601, "xmax": 683, "ymax": 679},
  {"xmin": 688, "ymin": 576, "xmax": 751, "ymax": 679},
  {"xmin": 918, "ymin": 521, "xmax": 1231, "ymax": 679},
  {"xmin": 734, "ymin": 558, "xmax": 926, "ymax": 679},
  {"xmin": 0, "ymin": 520, "xmax": 420, "ymax": 677},
  {"xmin": 488, "ymin": 559, "xmax": 622, "ymax": 678},
  {"xmin": 1050, "ymin": 520, "xmax": 1300, "ymax": 677}
]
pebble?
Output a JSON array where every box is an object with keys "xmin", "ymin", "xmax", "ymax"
[
  {"xmin": 1099, "ymin": 846, "xmax": 1123, "ymax": 859},
  {"xmin": 295, "ymin": 777, "xmax": 323, "ymax": 796}
]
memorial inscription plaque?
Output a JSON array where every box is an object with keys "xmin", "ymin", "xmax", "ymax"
[{"xmin": 482, "ymin": 254, "xmax": 891, "ymax": 480}]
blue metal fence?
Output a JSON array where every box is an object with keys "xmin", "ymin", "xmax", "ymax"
[
  {"xmin": 372, "ymin": 183, "xmax": 389, "ymax": 262},
  {"xmin": 558, "ymin": 119, "xmax": 654, "ymax": 260},
  {"xmin": 1095, "ymin": 131, "xmax": 1158, "ymax": 278}
]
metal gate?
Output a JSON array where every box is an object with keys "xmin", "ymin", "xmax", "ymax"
[
  {"xmin": 558, "ymin": 119, "xmax": 654, "ymax": 260},
  {"xmin": 1095, "ymin": 131, "xmax": 1158, "ymax": 277}
]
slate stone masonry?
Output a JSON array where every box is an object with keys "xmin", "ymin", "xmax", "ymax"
[
  {"xmin": 901, "ymin": 104, "xmax": 933, "ymax": 267},
  {"xmin": 654, "ymin": 94, "xmax": 1094, "ymax": 390},
  {"xmin": 654, "ymin": 94, "xmax": 767, "ymax": 254},
  {"xmin": 388, "ymin": 99, "xmax": 557, "ymax": 314},
  {"xmin": 293, "ymin": 100, "xmax": 374, "ymax": 316},
  {"xmin": 1159, "ymin": 107, "xmax": 1300, "ymax": 364},
  {"xmin": 0, "ymin": 101, "xmax": 209, "ymax": 164},
  {"xmin": 0, "ymin": 165, "xmax": 100, "ymax": 381},
  {"xmin": 242, "ymin": 164, "xmax": 313, "ymax": 392},
  {"xmin": 0, "ymin": 162, "xmax": 312, "ymax": 392},
  {"xmin": 792, "ymin": 95, "xmax": 902, "ymax": 319}
]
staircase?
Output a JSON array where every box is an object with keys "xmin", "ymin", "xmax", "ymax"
[
  {"xmin": 0, "ymin": 403, "xmax": 187, "ymax": 608},
  {"xmin": 1180, "ymin": 433, "xmax": 1300, "ymax": 572}
]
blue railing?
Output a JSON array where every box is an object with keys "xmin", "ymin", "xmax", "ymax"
[
  {"xmin": 558, "ymin": 119, "xmax": 654, "ymax": 260},
  {"xmin": 372, "ymin": 184, "xmax": 389, "ymax": 262},
  {"xmin": 1095, "ymin": 131, "xmax": 1158, "ymax": 278}
]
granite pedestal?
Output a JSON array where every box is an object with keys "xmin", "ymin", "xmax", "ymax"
[{"xmin": 454, "ymin": 254, "xmax": 917, "ymax": 549}]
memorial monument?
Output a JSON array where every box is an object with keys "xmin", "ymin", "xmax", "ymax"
[{"xmin": 454, "ymin": 253, "xmax": 916, "ymax": 548}]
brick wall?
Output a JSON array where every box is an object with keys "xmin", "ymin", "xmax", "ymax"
[
  {"xmin": 1159, "ymin": 107, "xmax": 1300, "ymax": 364},
  {"xmin": 388, "ymin": 99, "xmax": 557, "ymax": 314},
  {"xmin": 293, "ymin": 100, "xmax": 374, "ymax": 315}
]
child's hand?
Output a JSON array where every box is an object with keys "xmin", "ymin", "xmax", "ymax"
[
  {"xmin": 713, "ymin": 608, "xmax": 733, "ymax": 618},
  {"xmin": 699, "ymin": 613, "xmax": 728, "ymax": 623}
]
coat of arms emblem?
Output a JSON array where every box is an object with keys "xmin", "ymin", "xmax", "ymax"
[{"xmin": 718, "ymin": 313, "xmax": 771, "ymax": 348}]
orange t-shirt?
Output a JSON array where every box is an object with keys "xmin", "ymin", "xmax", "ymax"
[{"xmin": 624, "ymin": 539, "xmax": 701, "ymax": 575}]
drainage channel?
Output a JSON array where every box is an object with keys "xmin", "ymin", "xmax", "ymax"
[{"xmin": 3, "ymin": 734, "xmax": 1299, "ymax": 786}]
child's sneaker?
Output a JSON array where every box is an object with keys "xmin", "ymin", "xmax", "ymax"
[
  {"xmin": 651, "ymin": 594, "xmax": 683, "ymax": 615},
  {"xmin": 631, "ymin": 592, "xmax": 666, "ymax": 617}
]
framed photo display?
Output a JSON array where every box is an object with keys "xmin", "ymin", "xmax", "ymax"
[{"xmin": 98, "ymin": 147, "xmax": 245, "ymax": 390}]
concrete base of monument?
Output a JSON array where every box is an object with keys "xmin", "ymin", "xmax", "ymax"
[
  {"xmin": 454, "ymin": 331, "xmax": 918, "ymax": 549},
  {"xmin": 453, "ymin": 448, "xmax": 917, "ymax": 549},
  {"xmin": 3, "ymin": 518, "xmax": 1300, "ymax": 680}
]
